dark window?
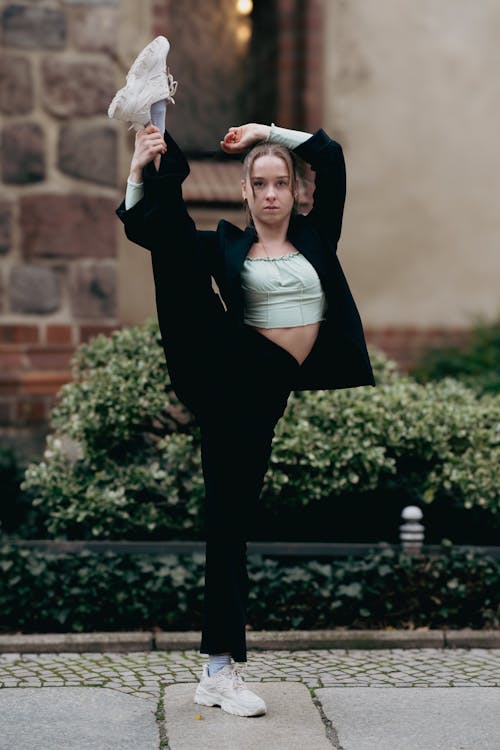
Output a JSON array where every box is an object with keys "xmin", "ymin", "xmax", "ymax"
[{"xmin": 166, "ymin": 0, "xmax": 278, "ymax": 156}]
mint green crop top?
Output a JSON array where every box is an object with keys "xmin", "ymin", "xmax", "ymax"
[{"xmin": 240, "ymin": 251, "xmax": 327, "ymax": 328}]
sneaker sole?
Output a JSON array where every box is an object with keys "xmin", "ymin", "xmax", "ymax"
[{"xmin": 194, "ymin": 687, "xmax": 266, "ymax": 717}]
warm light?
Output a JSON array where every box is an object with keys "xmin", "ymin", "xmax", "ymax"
[
  {"xmin": 237, "ymin": 0, "xmax": 253, "ymax": 15},
  {"xmin": 236, "ymin": 22, "xmax": 252, "ymax": 44}
]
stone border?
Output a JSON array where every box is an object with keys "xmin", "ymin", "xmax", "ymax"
[{"xmin": 1, "ymin": 629, "xmax": 499, "ymax": 654}]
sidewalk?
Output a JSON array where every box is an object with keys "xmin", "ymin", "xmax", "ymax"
[{"xmin": 0, "ymin": 631, "xmax": 499, "ymax": 749}]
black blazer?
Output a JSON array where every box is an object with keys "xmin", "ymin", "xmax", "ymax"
[{"xmin": 116, "ymin": 128, "xmax": 375, "ymax": 398}]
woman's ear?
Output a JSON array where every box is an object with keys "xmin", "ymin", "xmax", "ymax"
[{"xmin": 241, "ymin": 179, "xmax": 247, "ymax": 201}]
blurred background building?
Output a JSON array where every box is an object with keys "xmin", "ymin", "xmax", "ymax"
[{"xmin": 1, "ymin": 0, "xmax": 499, "ymax": 458}]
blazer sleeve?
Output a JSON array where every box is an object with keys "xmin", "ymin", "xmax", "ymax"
[
  {"xmin": 115, "ymin": 130, "xmax": 197, "ymax": 253},
  {"xmin": 293, "ymin": 128, "xmax": 346, "ymax": 249}
]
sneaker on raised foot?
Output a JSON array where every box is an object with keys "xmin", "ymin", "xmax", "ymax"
[
  {"xmin": 194, "ymin": 664, "xmax": 266, "ymax": 717},
  {"xmin": 107, "ymin": 35, "xmax": 177, "ymax": 131}
]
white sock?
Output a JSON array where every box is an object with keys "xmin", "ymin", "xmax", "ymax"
[
  {"xmin": 150, "ymin": 99, "xmax": 167, "ymax": 133},
  {"xmin": 208, "ymin": 653, "xmax": 231, "ymax": 677}
]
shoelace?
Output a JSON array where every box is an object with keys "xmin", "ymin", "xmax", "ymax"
[
  {"xmin": 166, "ymin": 67, "xmax": 177, "ymax": 104},
  {"xmin": 230, "ymin": 666, "xmax": 247, "ymax": 691}
]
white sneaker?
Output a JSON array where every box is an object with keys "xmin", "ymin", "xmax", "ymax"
[
  {"xmin": 108, "ymin": 35, "xmax": 177, "ymax": 131},
  {"xmin": 194, "ymin": 664, "xmax": 267, "ymax": 717}
]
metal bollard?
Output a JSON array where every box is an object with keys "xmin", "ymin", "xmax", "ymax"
[{"xmin": 399, "ymin": 505, "xmax": 424, "ymax": 554}]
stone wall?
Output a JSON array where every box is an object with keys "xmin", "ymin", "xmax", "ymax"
[{"xmin": 0, "ymin": 0, "xmax": 123, "ymax": 457}]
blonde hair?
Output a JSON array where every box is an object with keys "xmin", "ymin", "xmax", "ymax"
[{"xmin": 242, "ymin": 142, "xmax": 299, "ymax": 226}]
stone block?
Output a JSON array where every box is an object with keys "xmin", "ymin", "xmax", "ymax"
[
  {"xmin": 0, "ymin": 400, "xmax": 15, "ymax": 426},
  {"xmin": 0, "ymin": 53, "xmax": 34, "ymax": 114},
  {"xmin": 46, "ymin": 325, "xmax": 73, "ymax": 345},
  {"xmin": 0, "ymin": 347, "xmax": 25, "ymax": 370},
  {"xmin": 0, "ymin": 688, "xmax": 158, "ymax": 750},
  {"xmin": 317, "ymin": 688, "xmax": 500, "ymax": 750},
  {"xmin": 1, "ymin": 4, "xmax": 66, "ymax": 49},
  {"xmin": 9, "ymin": 265, "xmax": 61, "ymax": 314},
  {"xmin": 445, "ymin": 629, "xmax": 500, "ymax": 648},
  {"xmin": 72, "ymin": 7, "xmax": 117, "ymax": 53},
  {"xmin": 16, "ymin": 398, "xmax": 48, "ymax": 424},
  {"xmin": 65, "ymin": 0, "xmax": 118, "ymax": 5},
  {"xmin": 42, "ymin": 57, "xmax": 116, "ymax": 118},
  {"xmin": 79, "ymin": 323, "xmax": 119, "ymax": 342},
  {"xmin": 0, "ymin": 201, "xmax": 12, "ymax": 255},
  {"xmin": 70, "ymin": 262, "xmax": 117, "ymax": 318},
  {"xmin": 0, "ymin": 632, "xmax": 152, "ymax": 653},
  {"xmin": 164, "ymin": 683, "xmax": 332, "ymax": 750},
  {"xmin": 26, "ymin": 347, "xmax": 74, "ymax": 370},
  {"xmin": 58, "ymin": 123, "xmax": 117, "ymax": 186},
  {"xmin": 244, "ymin": 629, "xmax": 445, "ymax": 650},
  {"xmin": 155, "ymin": 631, "xmax": 201, "ymax": 651},
  {"xmin": 0, "ymin": 325, "xmax": 39, "ymax": 344},
  {"xmin": 1, "ymin": 122, "xmax": 45, "ymax": 184},
  {"xmin": 20, "ymin": 194, "xmax": 116, "ymax": 259},
  {"xmin": 17, "ymin": 371, "xmax": 71, "ymax": 395}
]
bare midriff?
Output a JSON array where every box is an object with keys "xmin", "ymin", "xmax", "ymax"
[
  {"xmin": 253, "ymin": 321, "xmax": 320, "ymax": 365},
  {"xmin": 245, "ymin": 240, "xmax": 322, "ymax": 365}
]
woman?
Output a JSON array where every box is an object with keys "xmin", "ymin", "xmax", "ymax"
[{"xmin": 112, "ymin": 36, "xmax": 375, "ymax": 718}]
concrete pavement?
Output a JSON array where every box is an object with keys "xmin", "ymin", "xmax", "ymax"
[{"xmin": 0, "ymin": 643, "xmax": 499, "ymax": 749}]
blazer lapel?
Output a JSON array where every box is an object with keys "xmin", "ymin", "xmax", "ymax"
[
  {"xmin": 223, "ymin": 223, "xmax": 255, "ymax": 280},
  {"xmin": 287, "ymin": 216, "xmax": 331, "ymax": 290},
  {"xmin": 218, "ymin": 221, "xmax": 255, "ymax": 317}
]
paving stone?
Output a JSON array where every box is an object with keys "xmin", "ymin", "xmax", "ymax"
[
  {"xmin": 164, "ymin": 682, "xmax": 332, "ymax": 750},
  {"xmin": 317, "ymin": 687, "xmax": 500, "ymax": 750},
  {"xmin": 1, "ymin": 649, "xmax": 499, "ymax": 692},
  {"xmin": 0, "ymin": 688, "xmax": 158, "ymax": 750}
]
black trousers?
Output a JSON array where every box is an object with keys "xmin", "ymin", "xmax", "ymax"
[
  {"xmin": 152, "ymin": 238, "xmax": 299, "ymax": 662},
  {"xmin": 196, "ymin": 324, "xmax": 300, "ymax": 662}
]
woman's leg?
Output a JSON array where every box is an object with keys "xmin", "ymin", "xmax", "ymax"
[
  {"xmin": 194, "ymin": 395, "xmax": 285, "ymax": 717},
  {"xmin": 198, "ymin": 327, "xmax": 299, "ymax": 664}
]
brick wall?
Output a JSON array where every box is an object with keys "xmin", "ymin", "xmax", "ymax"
[{"xmin": 364, "ymin": 327, "xmax": 470, "ymax": 375}]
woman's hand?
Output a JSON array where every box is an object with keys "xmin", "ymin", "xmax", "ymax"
[
  {"xmin": 128, "ymin": 125, "xmax": 167, "ymax": 181},
  {"xmin": 220, "ymin": 123, "xmax": 271, "ymax": 154}
]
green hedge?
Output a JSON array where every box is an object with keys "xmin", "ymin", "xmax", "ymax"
[
  {"xmin": 21, "ymin": 320, "xmax": 500, "ymax": 540},
  {"xmin": 412, "ymin": 316, "xmax": 500, "ymax": 395},
  {"xmin": 1, "ymin": 541, "xmax": 498, "ymax": 632}
]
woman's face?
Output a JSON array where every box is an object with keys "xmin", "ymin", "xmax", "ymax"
[{"xmin": 242, "ymin": 155, "xmax": 295, "ymax": 228}]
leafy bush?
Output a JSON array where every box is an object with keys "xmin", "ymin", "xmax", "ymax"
[
  {"xmin": 267, "ymin": 378, "xmax": 500, "ymax": 516},
  {"xmin": 412, "ymin": 316, "xmax": 500, "ymax": 395},
  {"xmin": 23, "ymin": 321, "xmax": 204, "ymax": 539},
  {"xmin": 0, "ymin": 541, "xmax": 498, "ymax": 632},
  {"xmin": 22, "ymin": 320, "xmax": 500, "ymax": 540}
]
